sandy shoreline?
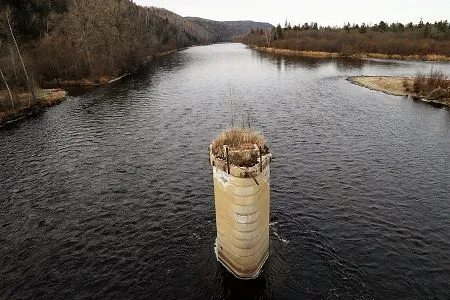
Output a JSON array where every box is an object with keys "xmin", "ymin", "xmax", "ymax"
[
  {"xmin": 248, "ymin": 45, "xmax": 450, "ymax": 62},
  {"xmin": 249, "ymin": 46, "xmax": 341, "ymax": 58},
  {"xmin": 348, "ymin": 76, "xmax": 449, "ymax": 107}
]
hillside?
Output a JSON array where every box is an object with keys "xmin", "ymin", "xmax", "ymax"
[
  {"xmin": 1, "ymin": 0, "xmax": 220, "ymax": 87},
  {"xmin": 187, "ymin": 17, "xmax": 272, "ymax": 42}
]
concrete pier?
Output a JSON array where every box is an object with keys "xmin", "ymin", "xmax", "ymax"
[{"xmin": 210, "ymin": 143, "xmax": 271, "ymax": 279}]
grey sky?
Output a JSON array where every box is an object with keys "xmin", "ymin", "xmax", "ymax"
[{"xmin": 133, "ymin": 0, "xmax": 449, "ymax": 27}]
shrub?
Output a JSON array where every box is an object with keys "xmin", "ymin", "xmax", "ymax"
[{"xmin": 412, "ymin": 70, "xmax": 450, "ymax": 98}]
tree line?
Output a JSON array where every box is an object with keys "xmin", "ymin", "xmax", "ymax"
[{"xmin": 243, "ymin": 20, "xmax": 450, "ymax": 57}]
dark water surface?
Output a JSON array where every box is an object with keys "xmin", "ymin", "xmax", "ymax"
[{"xmin": 1, "ymin": 43, "xmax": 449, "ymax": 299}]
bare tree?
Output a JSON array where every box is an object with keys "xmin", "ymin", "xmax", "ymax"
[
  {"xmin": 264, "ymin": 28, "xmax": 274, "ymax": 47},
  {"xmin": 9, "ymin": 45, "xmax": 18, "ymax": 83},
  {"xmin": 0, "ymin": 67, "xmax": 14, "ymax": 109},
  {"xmin": 2, "ymin": 6, "xmax": 36, "ymax": 107}
]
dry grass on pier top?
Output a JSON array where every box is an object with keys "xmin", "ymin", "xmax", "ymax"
[{"xmin": 211, "ymin": 128, "xmax": 270, "ymax": 167}]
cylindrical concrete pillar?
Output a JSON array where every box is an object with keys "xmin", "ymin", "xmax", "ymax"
[{"xmin": 210, "ymin": 129, "xmax": 272, "ymax": 279}]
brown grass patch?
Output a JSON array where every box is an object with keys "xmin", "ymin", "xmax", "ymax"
[{"xmin": 211, "ymin": 128, "xmax": 269, "ymax": 167}]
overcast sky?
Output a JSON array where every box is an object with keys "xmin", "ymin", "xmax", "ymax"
[{"xmin": 133, "ymin": 0, "xmax": 449, "ymax": 27}]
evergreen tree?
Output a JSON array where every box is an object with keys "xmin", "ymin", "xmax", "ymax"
[{"xmin": 275, "ymin": 23, "xmax": 283, "ymax": 40}]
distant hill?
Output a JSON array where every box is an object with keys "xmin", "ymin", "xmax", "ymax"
[
  {"xmin": 186, "ymin": 17, "xmax": 273, "ymax": 42},
  {"xmin": 148, "ymin": 8, "xmax": 215, "ymax": 43}
]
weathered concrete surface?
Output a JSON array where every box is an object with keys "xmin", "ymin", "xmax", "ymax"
[{"xmin": 211, "ymin": 146, "xmax": 271, "ymax": 279}]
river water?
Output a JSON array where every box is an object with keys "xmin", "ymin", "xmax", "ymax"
[{"xmin": 1, "ymin": 43, "xmax": 449, "ymax": 299}]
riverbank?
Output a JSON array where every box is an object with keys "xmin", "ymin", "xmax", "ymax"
[
  {"xmin": 43, "ymin": 49, "xmax": 182, "ymax": 88},
  {"xmin": 348, "ymin": 76, "xmax": 450, "ymax": 107},
  {"xmin": 0, "ymin": 48, "xmax": 186, "ymax": 127},
  {"xmin": 248, "ymin": 45, "xmax": 450, "ymax": 62},
  {"xmin": 248, "ymin": 45, "xmax": 341, "ymax": 58},
  {"xmin": 0, "ymin": 89, "xmax": 67, "ymax": 126}
]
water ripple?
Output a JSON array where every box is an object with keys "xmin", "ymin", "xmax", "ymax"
[{"xmin": 1, "ymin": 43, "xmax": 449, "ymax": 299}]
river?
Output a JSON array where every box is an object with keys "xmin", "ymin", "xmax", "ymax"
[{"xmin": 1, "ymin": 43, "xmax": 449, "ymax": 299}]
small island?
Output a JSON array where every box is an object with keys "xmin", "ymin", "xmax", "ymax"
[{"xmin": 348, "ymin": 72, "xmax": 450, "ymax": 107}]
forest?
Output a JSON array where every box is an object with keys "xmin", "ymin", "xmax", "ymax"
[{"xmin": 243, "ymin": 20, "xmax": 450, "ymax": 58}]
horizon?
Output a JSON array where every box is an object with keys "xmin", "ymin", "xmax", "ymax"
[{"xmin": 133, "ymin": 0, "xmax": 449, "ymax": 27}]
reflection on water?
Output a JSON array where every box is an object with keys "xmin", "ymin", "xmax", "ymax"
[
  {"xmin": 335, "ymin": 57, "xmax": 366, "ymax": 71},
  {"xmin": 0, "ymin": 43, "xmax": 449, "ymax": 299},
  {"xmin": 215, "ymin": 268, "xmax": 271, "ymax": 299}
]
